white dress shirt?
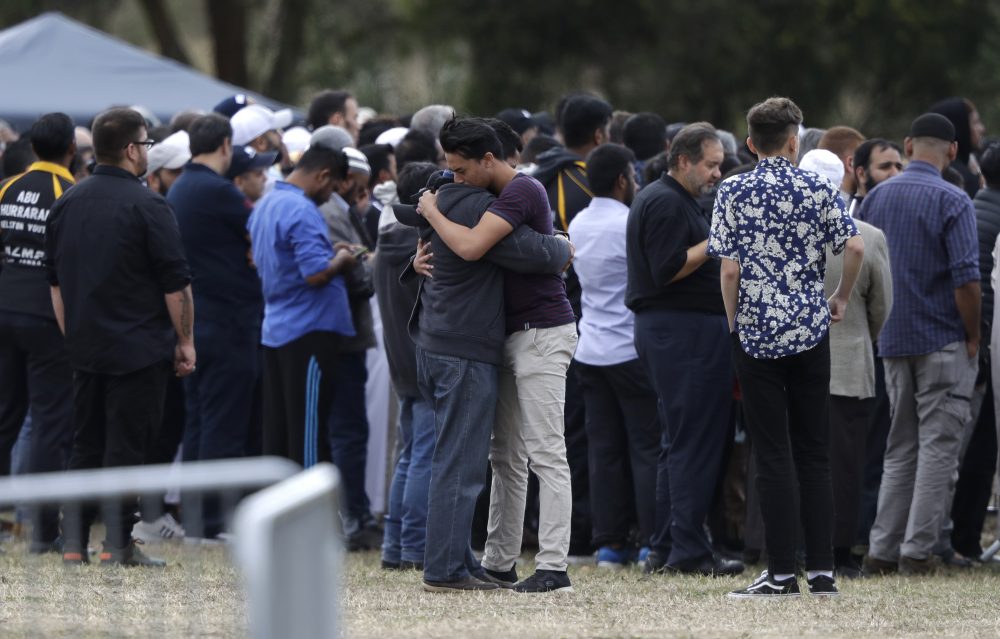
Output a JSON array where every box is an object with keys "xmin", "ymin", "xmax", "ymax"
[{"xmin": 568, "ymin": 196, "xmax": 637, "ymax": 366}]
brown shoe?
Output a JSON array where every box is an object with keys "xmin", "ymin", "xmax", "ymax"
[
  {"xmin": 862, "ymin": 554, "xmax": 898, "ymax": 576},
  {"xmin": 899, "ymin": 554, "xmax": 941, "ymax": 576}
]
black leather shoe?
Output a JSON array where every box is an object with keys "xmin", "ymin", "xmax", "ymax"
[
  {"xmin": 667, "ymin": 556, "xmax": 745, "ymax": 577},
  {"xmin": 642, "ymin": 550, "xmax": 668, "ymax": 575},
  {"xmin": 422, "ymin": 576, "xmax": 500, "ymax": 592}
]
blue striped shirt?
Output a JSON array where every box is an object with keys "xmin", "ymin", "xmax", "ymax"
[{"xmin": 857, "ymin": 160, "xmax": 978, "ymax": 357}]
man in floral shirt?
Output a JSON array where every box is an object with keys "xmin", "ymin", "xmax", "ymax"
[{"xmin": 709, "ymin": 97, "xmax": 865, "ymax": 598}]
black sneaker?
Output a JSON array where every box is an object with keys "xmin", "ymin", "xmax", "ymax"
[
  {"xmin": 513, "ymin": 569, "xmax": 573, "ymax": 593},
  {"xmin": 727, "ymin": 570, "xmax": 800, "ymax": 599},
  {"xmin": 482, "ymin": 566, "xmax": 518, "ymax": 588},
  {"xmin": 400, "ymin": 560, "xmax": 423, "ymax": 571},
  {"xmin": 99, "ymin": 539, "xmax": 166, "ymax": 568},
  {"xmin": 422, "ymin": 575, "xmax": 500, "ymax": 593},
  {"xmin": 381, "ymin": 559, "xmax": 401, "ymax": 570},
  {"xmin": 807, "ymin": 574, "xmax": 839, "ymax": 596}
]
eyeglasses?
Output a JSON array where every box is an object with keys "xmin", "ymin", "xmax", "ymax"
[{"xmin": 125, "ymin": 139, "xmax": 155, "ymax": 150}]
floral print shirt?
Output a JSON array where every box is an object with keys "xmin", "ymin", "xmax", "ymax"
[{"xmin": 708, "ymin": 155, "xmax": 858, "ymax": 359}]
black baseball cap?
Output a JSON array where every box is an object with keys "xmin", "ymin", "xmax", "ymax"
[
  {"xmin": 227, "ymin": 145, "xmax": 277, "ymax": 180},
  {"xmin": 496, "ymin": 108, "xmax": 538, "ymax": 135}
]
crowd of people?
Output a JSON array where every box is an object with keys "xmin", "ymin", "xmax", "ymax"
[{"xmin": 0, "ymin": 87, "xmax": 996, "ymax": 599}]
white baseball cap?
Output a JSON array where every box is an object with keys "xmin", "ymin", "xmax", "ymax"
[
  {"xmin": 231, "ymin": 105, "xmax": 293, "ymax": 146},
  {"xmin": 147, "ymin": 131, "xmax": 191, "ymax": 173}
]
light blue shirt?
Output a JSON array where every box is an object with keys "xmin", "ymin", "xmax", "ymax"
[
  {"xmin": 568, "ymin": 197, "xmax": 638, "ymax": 365},
  {"xmin": 247, "ymin": 181, "xmax": 354, "ymax": 347}
]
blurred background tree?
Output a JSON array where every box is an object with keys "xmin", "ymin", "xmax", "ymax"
[{"xmin": 0, "ymin": 0, "xmax": 996, "ymax": 138}]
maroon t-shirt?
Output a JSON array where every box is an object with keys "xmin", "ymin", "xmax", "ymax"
[{"xmin": 488, "ymin": 173, "xmax": 575, "ymax": 334}]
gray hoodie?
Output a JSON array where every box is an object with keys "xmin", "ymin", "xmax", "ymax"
[{"xmin": 405, "ymin": 183, "xmax": 572, "ymax": 366}]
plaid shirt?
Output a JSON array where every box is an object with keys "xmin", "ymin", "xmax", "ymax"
[
  {"xmin": 709, "ymin": 156, "xmax": 857, "ymax": 359},
  {"xmin": 857, "ymin": 160, "xmax": 978, "ymax": 357}
]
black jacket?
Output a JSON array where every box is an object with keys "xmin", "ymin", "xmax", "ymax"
[
  {"xmin": 45, "ymin": 165, "xmax": 191, "ymax": 374},
  {"xmin": 625, "ymin": 174, "xmax": 725, "ymax": 315},
  {"xmin": 975, "ymin": 187, "xmax": 1000, "ymax": 345},
  {"xmin": 0, "ymin": 161, "xmax": 75, "ymax": 320},
  {"xmin": 375, "ymin": 219, "xmax": 421, "ymax": 397},
  {"xmin": 403, "ymin": 183, "xmax": 572, "ymax": 366}
]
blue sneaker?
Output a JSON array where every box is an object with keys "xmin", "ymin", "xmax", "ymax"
[
  {"xmin": 596, "ymin": 545, "xmax": 630, "ymax": 569},
  {"xmin": 637, "ymin": 547, "xmax": 651, "ymax": 564}
]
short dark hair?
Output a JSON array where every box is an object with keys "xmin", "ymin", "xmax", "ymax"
[
  {"xmin": 747, "ymin": 97, "xmax": 803, "ymax": 155},
  {"xmin": 307, "ymin": 89, "xmax": 353, "ymax": 130},
  {"xmin": 561, "ymin": 96, "xmax": 613, "ymax": 148},
  {"xmin": 395, "ymin": 129, "xmax": 439, "ymax": 170},
  {"xmin": 358, "ymin": 117, "xmax": 400, "ymax": 147},
  {"xmin": 853, "ymin": 138, "xmax": 902, "ymax": 173},
  {"xmin": 29, "ymin": 112, "xmax": 75, "ymax": 162},
  {"xmin": 93, "ymin": 107, "xmax": 147, "ymax": 164},
  {"xmin": 483, "ymin": 118, "xmax": 523, "ymax": 161},
  {"xmin": 188, "ymin": 113, "xmax": 232, "ymax": 156},
  {"xmin": 980, "ymin": 142, "xmax": 1000, "ymax": 188},
  {"xmin": 360, "ymin": 143, "xmax": 394, "ymax": 189},
  {"xmin": 623, "ymin": 112, "xmax": 667, "ymax": 161},
  {"xmin": 438, "ymin": 117, "xmax": 502, "ymax": 160},
  {"xmin": 521, "ymin": 134, "xmax": 561, "ymax": 164},
  {"xmin": 668, "ymin": 122, "xmax": 721, "ymax": 170},
  {"xmin": 295, "ymin": 144, "xmax": 348, "ymax": 181},
  {"xmin": 585, "ymin": 144, "xmax": 635, "ymax": 197},
  {"xmin": 3, "ymin": 136, "xmax": 36, "ymax": 178},
  {"xmin": 643, "ymin": 150, "xmax": 669, "ymax": 185},
  {"xmin": 396, "ymin": 161, "xmax": 439, "ymax": 205}
]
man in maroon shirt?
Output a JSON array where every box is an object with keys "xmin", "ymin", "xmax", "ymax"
[{"xmin": 418, "ymin": 117, "xmax": 577, "ymax": 593}]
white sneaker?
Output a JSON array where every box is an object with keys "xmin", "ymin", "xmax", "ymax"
[{"xmin": 132, "ymin": 514, "xmax": 185, "ymax": 543}]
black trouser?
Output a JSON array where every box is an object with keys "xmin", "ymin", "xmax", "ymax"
[
  {"xmin": 733, "ymin": 333, "xmax": 834, "ymax": 574},
  {"xmin": 829, "ymin": 395, "xmax": 873, "ymax": 553},
  {"xmin": 182, "ymin": 320, "xmax": 260, "ymax": 537},
  {"xmin": 328, "ymin": 350, "xmax": 372, "ymax": 531},
  {"xmin": 636, "ymin": 309, "xmax": 732, "ymax": 568},
  {"xmin": 0, "ymin": 311, "xmax": 76, "ymax": 543},
  {"xmin": 858, "ymin": 352, "xmax": 891, "ymax": 545},
  {"xmin": 62, "ymin": 361, "xmax": 170, "ymax": 550},
  {"xmin": 261, "ymin": 331, "xmax": 340, "ymax": 467},
  {"xmin": 951, "ymin": 377, "xmax": 997, "ymax": 557},
  {"xmin": 564, "ymin": 359, "xmax": 593, "ymax": 555},
  {"xmin": 577, "ymin": 359, "xmax": 660, "ymax": 548}
]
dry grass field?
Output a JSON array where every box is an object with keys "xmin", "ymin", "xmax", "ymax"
[{"xmin": 2, "ymin": 537, "xmax": 1000, "ymax": 638}]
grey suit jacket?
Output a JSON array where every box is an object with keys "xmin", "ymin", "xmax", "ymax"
[{"xmin": 824, "ymin": 219, "xmax": 893, "ymax": 399}]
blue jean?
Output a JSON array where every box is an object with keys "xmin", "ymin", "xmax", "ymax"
[
  {"xmin": 327, "ymin": 350, "xmax": 372, "ymax": 532},
  {"xmin": 416, "ymin": 346, "xmax": 497, "ymax": 583},
  {"xmin": 382, "ymin": 394, "xmax": 435, "ymax": 564}
]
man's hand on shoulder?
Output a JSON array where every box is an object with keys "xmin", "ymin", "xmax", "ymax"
[
  {"xmin": 413, "ymin": 238, "xmax": 434, "ymax": 278},
  {"xmin": 417, "ymin": 191, "xmax": 441, "ymax": 221}
]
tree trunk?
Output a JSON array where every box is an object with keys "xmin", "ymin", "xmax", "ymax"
[
  {"xmin": 263, "ymin": 0, "xmax": 309, "ymax": 103},
  {"xmin": 137, "ymin": 0, "xmax": 190, "ymax": 65},
  {"xmin": 205, "ymin": 0, "xmax": 249, "ymax": 88}
]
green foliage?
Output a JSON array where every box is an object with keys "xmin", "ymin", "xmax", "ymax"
[{"xmin": 0, "ymin": 0, "xmax": 996, "ymax": 138}]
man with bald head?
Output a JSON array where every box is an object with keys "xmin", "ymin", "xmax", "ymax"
[{"xmin": 859, "ymin": 113, "xmax": 980, "ymax": 576}]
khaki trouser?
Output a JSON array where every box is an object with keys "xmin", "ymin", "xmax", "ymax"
[
  {"xmin": 869, "ymin": 341, "xmax": 977, "ymax": 561},
  {"xmin": 482, "ymin": 323, "xmax": 577, "ymax": 573}
]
